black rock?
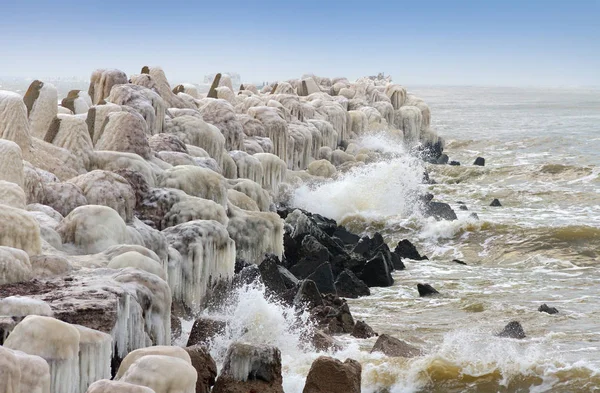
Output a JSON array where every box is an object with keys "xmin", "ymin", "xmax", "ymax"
[
  {"xmin": 417, "ymin": 283, "xmax": 439, "ymax": 297},
  {"xmin": 390, "ymin": 252, "xmax": 405, "ymax": 270},
  {"xmin": 394, "ymin": 239, "xmax": 427, "ymax": 261},
  {"xmin": 424, "ymin": 201, "xmax": 458, "ymax": 221},
  {"xmin": 277, "ymin": 265, "xmax": 299, "ymax": 289},
  {"xmin": 306, "ymin": 262, "xmax": 337, "ymax": 295},
  {"xmin": 449, "ymin": 161, "xmax": 461, "ymax": 166},
  {"xmin": 333, "ymin": 226, "xmax": 360, "ymax": 246},
  {"xmin": 452, "ymin": 259, "xmax": 467, "ymax": 265},
  {"xmin": 497, "ymin": 321, "xmax": 526, "ymax": 339},
  {"xmin": 420, "ymin": 193, "xmax": 434, "ymax": 203},
  {"xmin": 490, "ymin": 199, "xmax": 502, "ymax": 207},
  {"xmin": 258, "ymin": 254, "xmax": 287, "ymax": 295},
  {"xmin": 436, "ymin": 154, "xmax": 449, "ymax": 165},
  {"xmin": 421, "ymin": 139, "xmax": 444, "ymax": 161},
  {"xmin": 473, "ymin": 157, "xmax": 485, "ymax": 166},
  {"xmin": 459, "ymin": 205, "xmax": 468, "ymax": 211},
  {"xmin": 360, "ymin": 252, "xmax": 394, "ymax": 287},
  {"xmin": 294, "ymin": 280, "xmax": 323, "ymax": 308},
  {"xmin": 235, "ymin": 258, "xmax": 252, "ymax": 274},
  {"xmin": 310, "ymin": 213, "xmax": 338, "ymax": 236},
  {"xmin": 289, "ymin": 235, "xmax": 331, "ymax": 278},
  {"xmin": 235, "ymin": 264, "xmax": 262, "ymax": 287},
  {"xmin": 334, "ymin": 269, "xmax": 370, "ymax": 298},
  {"xmin": 470, "ymin": 212, "xmax": 480, "ymax": 220},
  {"xmin": 538, "ymin": 304, "xmax": 559, "ymax": 314}
]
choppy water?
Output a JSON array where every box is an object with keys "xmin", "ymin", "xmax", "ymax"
[{"xmin": 288, "ymin": 86, "xmax": 600, "ymax": 392}]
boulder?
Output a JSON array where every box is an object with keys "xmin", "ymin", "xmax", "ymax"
[
  {"xmin": 436, "ymin": 153, "xmax": 449, "ymax": 165},
  {"xmin": 294, "ymin": 280, "xmax": 323, "ymax": 309},
  {"xmin": 302, "ymin": 356, "xmax": 361, "ymax": 393},
  {"xmin": 212, "ymin": 343, "xmax": 284, "ymax": 393},
  {"xmin": 334, "ymin": 269, "xmax": 370, "ymax": 298},
  {"xmin": 449, "ymin": 161, "xmax": 461, "ymax": 166},
  {"xmin": 490, "ymin": 198, "xmax": 502, "ymax": 207},
  {"xmin": 370, "ymin": 334, "xmax": 420, "ymax": 357},
  {"xmin": 306, "ymin": 262, "xmax": 337, "ymax": 295},
  {"xmin": 497, "ymin": 321, "xmax": 526, "ymax": 339},
  {"xmin": 538, "ymin": 304, "xmax": 559, "ymax": 315},
  {"xmin": 351, "ymin": 320, "xmax": 377, "ymax": 339},
  {"xmin": 258, "ymin": 254, "xmax": 287, "ymax": 296},
  {"xmin": 184, "ymin": 345, "xmax": 217, "ymax": 393},
  {"xmin": 289, "ymin": 235, "xmax": 331, "ymax": 279},
  {"xmin": 332, "ymin": 226, "xmax": 360, "ymax": 245},
  {"xmin": 452, "ymin": 259, "xmax": 467, "ymax": 265},
  {"xmin": 423, "ymin": 201, "xmax": 457, "ymax": 221},
  {"xmin": 277, "ymin": 265, "xmax": 299, "ymax": 289},
  {"xmin": 459, "ymin": 205, "xmax": 469, "ymax": 210},
  {"xmin": 360, "ymin": 252, "xmax": 394, "ymax": 287},
  {"xmin": 311, "ymin": 294, "xmax": 354, "ymax": 334},
  {"xmin": 473, "ymin": 157, "xmax": 485, "ymax": 166},
  {"xmin": 309, "ymin": 329, "xmax": 343, "ymax": 352},
  {"xmin": 187, "ymin": 317, "xmax": 227, "ymax": 347},
  {"xmin": 417, "ymin": 283, "xmax": 439, "ymax": 297},
  {"xmin": 393, "ymin": 239, "xmax": 427, "ymax": 261}
]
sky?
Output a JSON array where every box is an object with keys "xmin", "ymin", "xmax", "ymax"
[{"xmin": 0, "ymin": 0, "xmax": 599, "ymax": 87}]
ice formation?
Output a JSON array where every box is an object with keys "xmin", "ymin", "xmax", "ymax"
[
  {"xmin": 163, "ymin": 220, "xmax": 235, "ymax": 311},
  {"xmin": 198, "ymin": 99, "xmax": 245, "ymax": 151},
  {"xmin": 108, "ymin": 251, "xmax": 167, "ymax": 280},
  {"xmin": 88, "ymin": 69, "xmax": 128, "ymax": 105},
  {"xmin": 61, "ymin": 90, "xmax": 93, "ymax": 115},
  {"xmin": 23, "ymin": 80, "xmax": 58, "ymax": 140},
  {"xmin": 95, "ymin": 111, "xmax": 151, "ymax": 159},
  {"xmin": 73, "ymin": 324, "xmax": 112, "ymax": 393},
  {"xmin": 0, "ymin": 180, "xmax": 26, "ymax": 209},
  {"xmin": 0, "ymin": 205, "xmax": 42, "ymax": 256},
  {"xmin": 86, "ymin": 380, "xmax": 156, "ymax": 393},
  {"xmin": 115, "ymin": 346, "xmax": 191, "ymax": 380},
  {"xmin": 4, "ymin": 315, "xmax": 81, "ymax": 393},
  {"xmin": 157, "ymin": 166, "xmax": 228, "ymax": 207},
  {"xmin": 0, "ymin": 346, "xmax": 51, "ymax": 393},
  {"xmin": 119, "ymin": 354, "xmax": 197, "ymax": 393},
  {"xmin": 45, "ymin": 114, "xmax": 94, "ymax": 170}
]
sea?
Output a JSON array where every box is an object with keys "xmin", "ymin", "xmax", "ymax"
[{"xmin": 204, "ymin": 86, "xmax": 600, "ymax": 393}]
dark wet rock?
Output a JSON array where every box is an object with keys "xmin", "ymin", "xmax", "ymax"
[
  {"xmin": 436, "ymin": 153, "xmax": 449, "ymax": 165},
  {"xmin": 235, "ymin": 264, "xmax": 262, "ymax": 287},
  {"xmin": 212, "ymin": 343, "xmax": 283, "ymax": 393},
  {"xmin": 306, "ymin": 262, "xmax": 337, "ymax": 295},
  {"xmin": 289, "ymin": 235, "xmax": 331, "ymax": 279},
  {"xmin": 490, "ymin": 198, "xmax": 502, "ymax": 207},
  {"xmin": 390, "ymin": 252, "xmax": 406, "ymax": 270},
  {"xmin": 470, "ymin": 212, "xmax": 480, "ymax": 220},
  {"xmin": 459, "ymin": 205, "xmax": 469, "ymax": 210},
  {"xmin": 497, "ymin": 321, "xmax": 526, "ymax": 339},
  {"xmin": 311, "ymin": 294, "xmax": 355, "ymax": 334},
  {"xmin": 187, "ymin": 317, "xmax": 227, "ymax": 347},
  {"xmin": 351, "ymin": 320, "xmax": 378, "ymax": 339},
  {"xmin": 302, "ymin": 356, "xmax": 361, "ymax": 393},
  {"xmin": 538, "ymin": 304, "xmax": 559, "ymax": 314},
  {"xmin": 294, "ymin": 280, "xmax": 323, "ymax": 309},
  {"xmin": 310, "ymin": 213, "xmax": 338, "ymax": 236},
  {"xmin": 449, "ymin": 161, "xmax": 461, "ymax": 166},
  {"xmin": 473, "ymin": 157, "xmax": 486, "ymax": 166},
  {"xmin": 332, "ymin": 226, "xmax": 360, "ymax": 245},
  {"xmin": 334, "ymin": 269, "xmax": 370, "ymax": 298},
  {"xmin": 394, "ymin": 239, "xmax": 428, "ymax": 261},
  {"xmin": 277, "ymin": 265, "xmax": 299, "ymax": 289},
  {"xmin": 234, "ymin": 258, "xmax": 252, "ymax": 274},
  {"xmin": 424, "ymin": 201, "xmax": 458, "ymax": 221},
  {"xmin": 417, "ymin": 283, "xmax": 440, "ymax": 297},
  {"xmin": 360, "ymin": 252, "xmax": 394, "ymax": 287},
  {"xmin": 259, "ymin": 254, "xmax": 287, "ymax": 295},
  {"xmin": 420, "ymin": 193, "xmax": 435, "ymax": 204},
  {"xmin": 452, "ymin": 259, "xmax": 467, "ymax": 265},
  {"xmin": 370, "ymin": 334, "xmax": 421, "ymax": 357},
  {"xmin": 309, "ymin": 329, "xmax": 343, "ymax": 352},
  {"xmin": 185, "ymin": 345, "xmax": 217, "ymax": 393}
]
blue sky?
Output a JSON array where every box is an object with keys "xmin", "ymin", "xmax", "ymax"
[{"xmin": 1, "ymin": 0, "xmax": 598, "ymax": 86}]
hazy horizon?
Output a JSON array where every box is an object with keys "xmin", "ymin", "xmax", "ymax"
[{"xmin": 1, "ymin": 0, "xmax": 598, "ymax": 87}]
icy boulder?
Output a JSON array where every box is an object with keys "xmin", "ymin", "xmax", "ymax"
[
  {"xmin": 115, "ymin": 346, "xmax": 191, "ymax": 380},
  {"xmin": 0, "ymin": 139, "xmax": 25, "ymax": 188},
  {"xmin": 0, "ymin": 206, "xmax": 41, "ymax": 256},
  {"xmin": 23, "ymin": 80, "xmax": 57, "ymax": 140},
  {"xmin": 88, "ymin": 69, "xmax": 128, "ymax": 105},
  {"xmin": 119, "ymin": 355, "xmax": 197, "ymax": 393},
  {"xmin": 86, "ymin": 380, "xmax": 156, "ymax": 393}
]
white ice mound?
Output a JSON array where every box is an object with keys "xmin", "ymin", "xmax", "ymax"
[
  {"xmin": 0, "ymin": 346, "xmax": 51, "ymax": 393},
  {"xmin": 44, "ymin": 114, "xmax": 94, "ymax": 170},
  {"xmin": 23, "ymin": 80, "xmax": 58, "ymax": 140},
  {"xmin": 86, "ymin": 380, "xmax": 156, "ymax": 393},
  {"xmin": 73, "ymin": 324, "xmax": 112, "ymax": 393},
  {"xmin": 157, "ymin": 165, "xmax": 228, "ymax": 207},
  {"xmin": 115, "ymin": 346, "xmax": 191, "ymax": 380},
  {"xmin": 119, "ymin": 354, "xmax": 197, "ymax": 393},
  {"xmin": 95, "ymin": 111, "xmax": 151, "ymax": 159},
  {"xmin": 108, "ymin": 251, "xmax": 166, "ymax": 280},
  {"xmin": 0, "ymin": 205, "xmax": 41, "ymax": 256},
  {"xmin": 88, "ymin": 69, "xmax": 128, "ymax": 105},
  {"xmin": 0, "ymin": 140, "xmax": 25, "ymax": 188},
  {"xmin": 0, "ymin": 180, "xmax": 26, "ymax": 209}
]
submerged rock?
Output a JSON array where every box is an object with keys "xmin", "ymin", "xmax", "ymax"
[
  {"xmin": 538, "ymin": 304, "xmax": 559, "ymax": 314},
  {"xmin": 360, "ymin": 252, "xmax": 394, "ymax": 287},
  {"xmin": 351, "ymin": 320, "xmax": 378, "ymax": 339},
  {"xmin": 449, "ymin": 160, "xmax": 461, "ymax": 166},
  {"xmin": 497, "ymin": 321, "xmax": 526, "ymax": 339},
  {"xmin": 423, "ymin": 201, "xmax": 458, "ymax": 221},
  {"xmin": 302, "ymin": 356, "xmax": 361, "ymax": 393},
  {"xmin": 473, "ymin": 157, "xmax": 486, "ymax": 166},
  {"xmin": 452, "ymin": 259, "xmax": 467, "ymax": 265},
  {"xmin": 417, "ymin": 283, "xmax": 440, "ymax": 297},
  {"xmin": 394, "ymin": 239, "xmax": 427, "ymax": 261},
  {"xmin": 212, "ymin": 343, "xmax": 283, "ymax": 393},
  {"xmin": 370, "ymin": 334, "xmax": 421, "ymax": 357},
  {"xmin": 490, "ymin": 198, "xmax": 502, "ymax": 207}
]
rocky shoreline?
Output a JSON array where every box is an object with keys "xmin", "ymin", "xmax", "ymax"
[{"xmin": 0, "ymin": 68, "xmax": 458, "ymax": 393}]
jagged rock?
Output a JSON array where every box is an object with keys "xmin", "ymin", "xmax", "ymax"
[
  {"xmin": 436, "ymin": 154, "xmax": 449, "ymax": 165},
  {"xmin": 334, "ymin": 269, "xmax": 370, "ymax": 298},
  {"xmin": 394, "ymin": 239, "xmax": 427, "ymax": 261},
  {"xmin": 449, "ymin": 161, "xmax": 461, "ymax": 166},
  {"xmin": 538, "ymin": 304, "xmax": 559, "ymax": 314},
  {"xmin": 306, "ymin": 262, "xmax": 336, "ymax": 295},
  {"xmin": 360, "ymin": 252, "xmax": 394, "ymax": 287},
  {"xmin": 289, "ymin": 235, "xmax": 331, "ymax": 278},
  {"xmin": 235, "ymin": 264, "xmax": 262, "ymax": 287},
  {"xmin": 490, "ymin": 198, "xmax": 502, "ymax": 207},
  {"xmin": 187, "ymin": 317, "xmax": 227, "ymax": 347},
  {"xmin": 212, "ymin": 343, "xmax": 284, "ymax": 393},
  {"xmin": 417, "ymin": 283, "xmax": 439, "ymax": 297},
  {"xmin": 423, "ymin": 201, "xmax": 458, "ymax": 221},
  {"xmin": 185, "ymin": 345, "xmax": 218, "ymax": 393},
  {"xmin": 497, "ymin": 321, "xmax": 526, "ymax": 339},
  {"xmin": 452, "ymin": 259, "xmax": 467, "ymax": 265},
  {"xmin": 370, "ymin": 334, "xmax": 420, "ymax": 357},
  {"xmin": 390, "ymin": 252, "xmax": 406, "ymax": 270},
  {"xmin": 309, "ymin": 329, "xmax": 343, "ymax": 351},
  {"xmin": 470, "ymin": 212, "xmax": 480, "ymax": 220},
  {"xmin": 311, "ymin": 294, "xmax": 354, "ymax": 334},
  {"xmin": 234, "ymin": 258, "xmax": 252, "ymax": 273},
  {"xmin": 473, "ymin": 157, "xmax": 485, "ymax": 166},
  {"xmin": 351, "ymin": 320, "xmax": 377, "ymax": 339},
  {"xmin": 294, "ymin": 280, "xmax": 323, "ymax": 309},
  {"xmin": 277, "ymin": 265, "xmax": 299, "ymax": 289},
  {"xmin": 302, "ymin": 356, "xmax": 361, "ymax": 393},
  {"xmin": 259, "ymin": 254, "xmax": 287, "ymax": 295},
  {"xmin": 332, "ymin": 226, "xmax": 360, "ymax": 245}
]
